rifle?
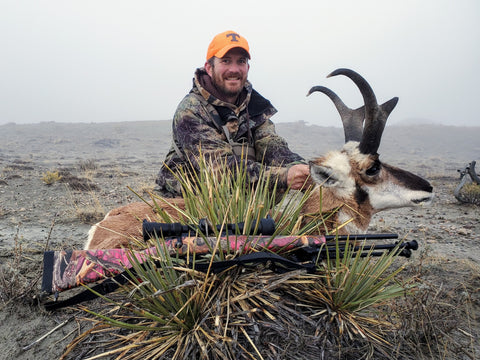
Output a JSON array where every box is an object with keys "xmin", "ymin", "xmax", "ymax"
[{"xmin": 41, "ymin": 219, "xmax": 417, "ymax": 310}]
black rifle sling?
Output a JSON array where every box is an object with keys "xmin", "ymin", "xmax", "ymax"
[
  {"xmin": 43, "ymin": 272, "xmax": 130, "ymax": 311},
  {"xmin": 209, "ymin": 104, "xmax": 256, "ymax": 161}
]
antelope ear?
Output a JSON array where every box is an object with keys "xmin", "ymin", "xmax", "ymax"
[{"xmin": 309, "ymin": 163, "xmax": 338, "ymax": 187}]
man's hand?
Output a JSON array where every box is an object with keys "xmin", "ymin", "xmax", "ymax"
[{"xmin": 286, "ymin": 164, "xmax": 312, "ymax": 190}]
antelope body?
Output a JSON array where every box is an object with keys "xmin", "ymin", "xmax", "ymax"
[{"xmin": 85, "ymin": 69, "xmax": 433, "ymax": 250}]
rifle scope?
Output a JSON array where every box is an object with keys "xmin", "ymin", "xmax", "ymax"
[{"xmin": 142, "ymin": 217, "xmax": 276, "ymax": 241}]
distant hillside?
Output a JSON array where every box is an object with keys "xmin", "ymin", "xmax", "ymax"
[{"xmin": 1, "ymin": 121, "xmax": 478, "ymax": 177}]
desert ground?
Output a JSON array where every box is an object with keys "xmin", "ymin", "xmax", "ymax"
[{"xmin": 0, "ymin": 120, "xmax": 479, "ymax": 359}]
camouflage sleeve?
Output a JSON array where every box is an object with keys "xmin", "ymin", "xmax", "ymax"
[
  {"xmin": 253, "ymin": 118, "xmax": 306, "ymax": 167},
  {"xmin": 172, "ymin": 95, "xmax": 291, "ymax": 190}
]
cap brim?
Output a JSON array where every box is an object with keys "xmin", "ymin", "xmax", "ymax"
[{"xmin": 215, "ymin": 45, "xmax": 251, "ymax": 59}]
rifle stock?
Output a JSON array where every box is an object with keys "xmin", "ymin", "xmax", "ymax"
[{"xmin": 41, "ymin": 234, "xmax": 327, "ymax": 295}]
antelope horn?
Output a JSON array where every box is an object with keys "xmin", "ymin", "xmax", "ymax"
[
  {"xmin": 307, "ymin": 85, "xmax": 364, "ymax": 143},
  {"xmin": 328, "ymin": 68, "xmax": 398, "ymax": 155}
]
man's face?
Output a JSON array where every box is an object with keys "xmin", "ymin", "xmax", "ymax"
[{"xmin": 205, "ymin": 48, "xmax": 250, "ymax": 102}]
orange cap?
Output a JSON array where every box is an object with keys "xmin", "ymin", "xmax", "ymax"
[{"xmin": 206, "ymin": 30, "xmax": 250, "ymax": 61}]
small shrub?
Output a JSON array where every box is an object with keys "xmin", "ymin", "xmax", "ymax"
[
  {"xmin": 59, "ymin": 170, "xmax": 99, "ymax": 191},
  {"xmin": 457, "ymin": 183, "xmax": 480, "ymax": 205},
  {"xmin": 66, "ymin": 188, "xmax": 105, "ymax": 223},
  {"xmin": 41, "ymin": 170, "xmax": 62, "ymax": 185},
  {"xmin": 65, "ymin": 176, "xmax": 98, "ymax": 191},
  {"xmin": 78, "ymin": 159, "xmax": 99, "ymax": 181},
  {"xmin": 77, "ymin": 159, "xmax": 98, "ymax": 172},
  {"xmin": 76, "ymin": 209, "xmax": 105, "ymax": 224}
]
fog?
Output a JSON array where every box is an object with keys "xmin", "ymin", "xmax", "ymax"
[{"xmin": 1, "ymin": 0, "xmax": 479, "ymax": 127}]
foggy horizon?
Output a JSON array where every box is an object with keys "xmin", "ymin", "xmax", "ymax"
[{"xmin": 1, "ymin": 1, "xmax": 479, "ymax": 127}]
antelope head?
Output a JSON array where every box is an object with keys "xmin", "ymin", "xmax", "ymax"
[{"xmin": 303, "ymin": 68, "xmax": 433, "ymax": 233}]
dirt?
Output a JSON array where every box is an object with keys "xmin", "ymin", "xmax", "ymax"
[{"xmin": 0, "ymin": 121, "xmax": 479, "ymax": 359}]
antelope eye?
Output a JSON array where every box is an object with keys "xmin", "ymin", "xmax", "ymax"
[{"xmin": 366, "ymin": 162, "xmax": 381, "ymax": 176}]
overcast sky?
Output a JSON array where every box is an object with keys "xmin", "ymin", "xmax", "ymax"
[{"xmin": 1, "ymin": 0, "xmax": 479, "ymax": 127}]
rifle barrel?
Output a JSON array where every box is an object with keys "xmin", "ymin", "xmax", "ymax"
[
  {"xmin": 316, "ymin": 240, "xmax": 417, "ymax": 259},
  {"xmin": 324, "ymin": 233, "xmax": 398, "ymax": 241},
  {"xmin": 320, "ymin": 240, "xmax": 417, "ymax": 252},
  {"xmin": 353, "ymin": 240, "xmax": 418, "ymax": 252}
]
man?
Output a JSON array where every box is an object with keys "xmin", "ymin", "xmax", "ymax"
[{"xmin": 156, "ymin": 30, "xmax": 310, "ymax": 197}]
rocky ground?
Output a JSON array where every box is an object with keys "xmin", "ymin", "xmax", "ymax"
[{"xmin": 0, "ymin": 121, "xmax": 479, "ymax": 359}]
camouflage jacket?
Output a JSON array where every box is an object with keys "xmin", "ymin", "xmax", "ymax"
[{"xmin": 155, "ymin": 68, "xmax": 305, "ymax": 197}]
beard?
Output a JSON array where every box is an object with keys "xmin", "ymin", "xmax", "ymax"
[{"xmin": 210, "ymin": 68, "xmax": 246, "ymax": 101}]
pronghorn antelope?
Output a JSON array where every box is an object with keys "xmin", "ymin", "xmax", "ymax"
[{"xmin": 85, "ymin": 68, "xmax": 433, "ymax": 250}]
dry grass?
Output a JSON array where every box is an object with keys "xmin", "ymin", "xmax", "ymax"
[
  {"xmin": 59, "ymin": 172, "xmax": 99, "ymax": 191},
  {"xmin": 77, "ymin": 159, "xmax": 98, "ymax": 172},
  {"xmin": 0, "ymin": 228, "xmax": 45, "ymax": 310},
  {"xmin": 131, "ymin": 178, "xmax": 156, "ymax": 195},
  {"xmin": 385, "ymin": 253, "xmax": 480, "ymax": 359},
  {"xmin": 0, "ymin": 229, "xmax": 25, "ymax": 306},
  {"xmin": 55, "ymin": 164, "xmax": 106, "ymax": 223},
  {"xmin": 61, "ymin": 174, "xmax": 105, "ymax": 224},
  {"xmin": 67, "ymin": 188, "xmax": 106, "ymax": 224},
  {"xmin": 77, "ymin": 159, "xmax": 99, "ymax": 181}
]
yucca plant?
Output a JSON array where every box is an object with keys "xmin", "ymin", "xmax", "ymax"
[
  {"xmin": 150, "ymin": 151, "xmax": 317, "ymax": 235},
  {"xmin": 285, "ymin": 239, "xmax": 412, "ymax": 356},
  {"xmin": 63, "ymin": 153, "xmax": 412, "ymax": 359},
  {"xmin": 130, "ymin": 152, "xmax": 320, "ymax": 259},
  {"xmin": 72, "ymin": 241, "xmax": 234, "ymax": 359}
]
